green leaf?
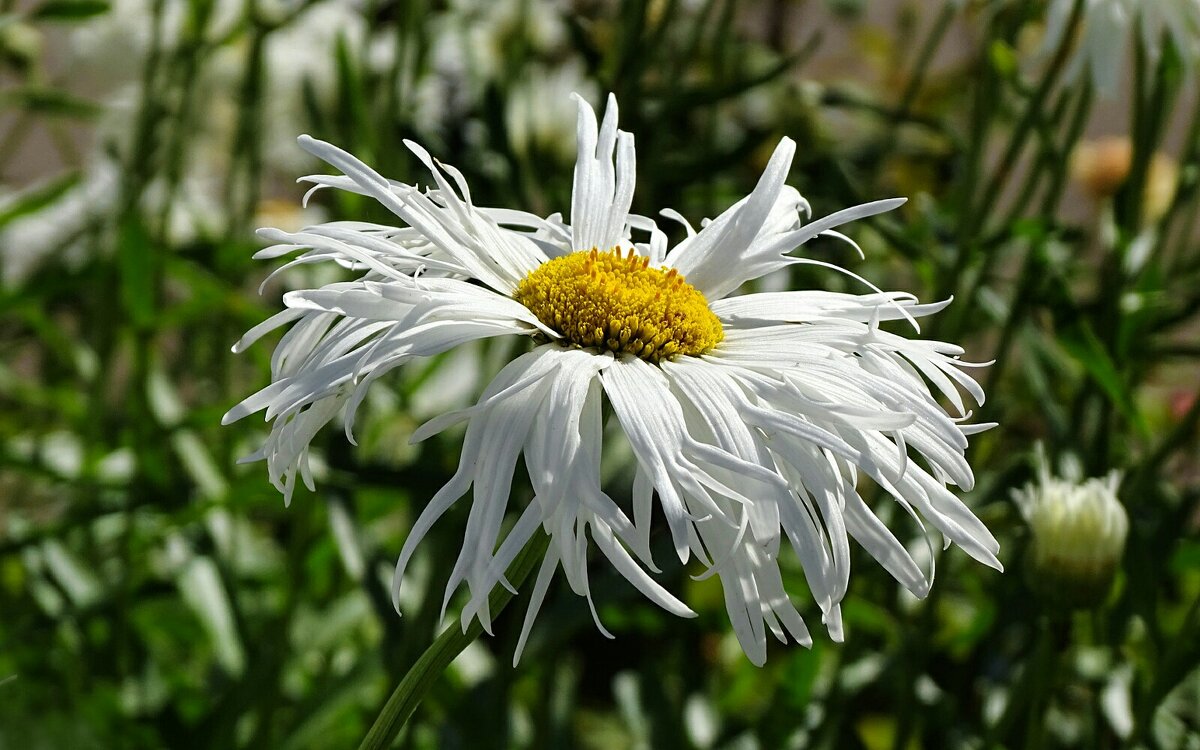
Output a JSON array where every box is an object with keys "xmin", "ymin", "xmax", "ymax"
[
  {"xmin": 659, "ymin": 53, "xmax": 801, "ymax": 111},
  {"xmin": 118, "ymin": 218, "xmax": 155, "ymax": 328},
  {"xmin": 30, "ymin": 0, "xmax": 110, "ymax": 20},
  {"xmin": 357, "ymin": 536, "xmax": 549, "ymax": 750},
  {"xmin": 1170, "ymin": 542, "xmax": 1200, "ymax": 573},
  {"xmin": 333, "ymin": 32, "xmax": 373, "ymax": 157},
  {"xmin": 0, "ymin": 171, "xmax": 78, "ymax": 230},
  {"xmin": 780, "ymin": 646, "xmax": 823, "ymax": 707},
  {"xmin": 1, "ymin": 86, "xmax": 100, "ymax": 118},
  {"xmin": 1059, "ymin": 320, "xmax": 1148, "ymax": 437},
  {"xmin": 988, "ymin": 40, "xmax": 1018, "ymax": 79}
]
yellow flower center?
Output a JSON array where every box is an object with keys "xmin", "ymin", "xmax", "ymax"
[{"xmin": 513, "ymin": 248, "xmax": 724, "ymax": 363}]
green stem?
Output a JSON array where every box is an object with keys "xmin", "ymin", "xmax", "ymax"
[
  {"xmin": 987, "ymin": 618, "xmax": 1059, "ymax": 749},
  {"xmin": 995, "ymin": 81, "xmax": 1091, "ymax": 232},
  {"xmin": 358, "ymin": 536, "xmax": 550, "ymax": 750},
  {"xmin": 978, "ymin": 240, "xmax": 1042, "ymax": 412},
  {"xmin": 1131, "ymin": 591, "xmax": 1200, "ymax": 744},
  {"xmin": 1115, "ymin": 34, "xmax": 1179, "ymax": 237},
  {"xmin": 971, "ymin": 0, "xmax": 1083, "ymax": 234},
  {"xmin": 1159, "ymin": 91, "xmax": 1200, "ymax": 274},
  {"xmin": 896, "ymin": 0, "xmax": 957, "ymax": 120},
  {"xmin": 938, "ymin": 0, "xmax": 1085, "ymax": 332}
]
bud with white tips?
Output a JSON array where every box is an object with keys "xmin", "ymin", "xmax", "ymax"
[{"xmin": 1013, "ymin": 449, "xmax": 1128, "ymax": 610}]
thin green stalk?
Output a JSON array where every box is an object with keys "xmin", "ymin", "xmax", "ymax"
[
  {"xmin": 970, "ymin": 0, "xmax": 1084, "ymax": 235},
  {"xmin": 1022, "ymin": 628, "xmax": 1057, "ymax": 750},
  {"xmin": 118, "ymin": 0, "xmax": 170, "ymax": 212},
  {"xmin": 890, "ymin": 587, "xmax": 939, "ymax": 750},
  {"xmin": 1131, "ymin": 591, "xmax": 1200, "ymax": 745},
  {"xmin": 1166, "ymin": 196, "xmax": 1200, "ymax": 277},
  {"xmin": 986, "ymin": 618, "xmax": 1058, "ymax": 750},
  {"xmin": 1033, "ymin": 84, "xmax": 1092, "ymax": 219},
  {"xmin": 1116, "ymin": 30, "xmax": 1183, "ymax": 238},
  {"xmin": 1158, "ymin": 90, "xmax": 1200, "ymax": 274},
  {"xmin": 939, "ymin": 0, "xmax": 1085, "ymax": 328},
  {"xmin": 995, "ymin": 82, "xmax": 1091, "ymax": 232},
  {"xmin": 1129, "ymin": 387, "xmax": 1200, "ymax": 494},
  {"xmin": 963, "ymin": 83, "xmax": 1092, "ymax": 369},
  {"xmin": 1082, "ymin": 45, "xmax": 1178, "ymax": 464},
  {"xmin": 931, "ymin": 5, "xmax": 1005, "ymax": 317},
  {"xmin": 156, "ymin": 38, "xmax": 210, "ymax": 241},
  {"xmin": 987, "ymin": 89, "xmax": 1069, "ymax": 231},
  {"xmin": 358, "ymin": 535, "xmax": 550, "ymax": 750},
  {"xmin": 0, "ymin": 111, "xmax": 33, "ymax": 181},
  {"xmin": 979, "ymin": 240, "xmax": 1043, "ymax": 411},
  {"xmin": 896, "ymin": 0, "xmax": 957, "ymax": 119},
  {"xmin": 228, "ymin": 13, "xmax": 269, "ymax": 234}
]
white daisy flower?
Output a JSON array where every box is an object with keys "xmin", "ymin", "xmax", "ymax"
[
  {"xmin": 1043, "ymin": 0, "xmax": 1200, "ymax": 96},
  {"xmin": 224, "ymin": 95, "xmax": 1001, "ymax": 665}
]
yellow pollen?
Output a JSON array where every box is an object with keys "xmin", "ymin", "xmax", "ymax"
[{"xmin": 513, "ymin": 248, "xmax": 724, "ymax": 363}]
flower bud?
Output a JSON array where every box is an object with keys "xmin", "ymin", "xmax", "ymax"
[
  {"xmin": 1070, "ymin": 136, "xmax": 1179, "ymax": 222},
  {"xmin": 1142, "ymin": 151, "xmax": 1179, "ymax": 224},
  {"xmin": 1013, "ymin": 454, "xmax": 1128, "ymax": 610},
  {"xmin": 1071, "ymin": 137, "xmax": 1133, "ymax": 200}
]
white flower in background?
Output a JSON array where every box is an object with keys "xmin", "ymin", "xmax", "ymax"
[
  {"xmin": 259, "ymin": 1, "xmax": 368, "ymax": 173},
  {"xmin": 1, "ymin": 0, "xmax": 374, "ymax": 284},
  {"xmin": 506, "ymin": 61, "xmax": 599, "ymax": 165},
  {"xmin": 1013, "ymin": 449, "xmax": 1128, "ymax": 609},
  {"xmin": 0, "ymin": 147, "xmax": 229, "ymax": 286},
  {"xmin": 225, "ymin": 95, "xmax": 1001, "ymax": 665},
  {"xmin": 407, "ymin": 0, "xmax": 570, "ymax": 139},
  {"xmin": 75, "ymin": 0, "xmax": 366, "ymax": 178},
  {"xmin": 451, "ymin": 0, "xmax": 568, "ymax": 79},
  {"xmin": 1043, "ymin": 0, "xmax": 1200, "ymax": 96},
  {"xmin": 69, "ymin": 0, "xmax": 244, "ymax": 92},
  {"xmin": 0, "ymin": 160, "xmax": 117, "ymax": 287}
]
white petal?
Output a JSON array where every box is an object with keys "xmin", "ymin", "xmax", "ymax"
[
  {"xmin": 667, "ymin": 137, "xmax": 796, "ymax": 291},
  {"xmin": 570, "ymin": 94, "xmax": 636, "ymax": 252},
  {"xmin": 601, "ymin": 357, "xmax": 697, "ymax": 561}
]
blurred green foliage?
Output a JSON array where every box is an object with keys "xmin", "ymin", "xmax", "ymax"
[{"xmin": 1, "ymin": 0, "xmax": 1198, "ymax": 748}]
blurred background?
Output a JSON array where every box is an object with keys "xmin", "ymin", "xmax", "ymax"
[{"xmin": 1, "ymin": 0, "xmax": 1199, "ymax": 747}]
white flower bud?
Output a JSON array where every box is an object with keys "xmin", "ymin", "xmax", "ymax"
[{"xmin": 1013, "ymin": 451, "xmax": 1128, "ymax": 610}]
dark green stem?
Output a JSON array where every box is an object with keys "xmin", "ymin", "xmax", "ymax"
[
  {"xmin": 938, "ymin": 0, "xmax": 1085, "ymax": 331},
  {"xmin": 358, "ymin": 536, "xmax": 550, "ymax": 750},
  {"xmin": 896, "ymin": 0, "xmax": 957, "ymax": 120},
  {"xmin": 1131, "ymin": 591, "xmax": 1200, "ymax": 744},
  {"xmin": 987, "ymin": 618, "xmax": 1060, "ymax": 749}
]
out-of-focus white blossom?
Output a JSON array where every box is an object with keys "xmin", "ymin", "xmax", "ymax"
[
  {"xmin": 1043, "ymin": 0, "xmax": 1200, "ymax": 96},
  {"xmin": 1013, "ymin": 449, "xmax": 1128, "ymax": 609},
  {"xmin": 0, "ymin": 160, "xmax": 118, "ymax": 286},
  {"xmin": 506, "ymin": 60, "xmax": 599, "ymax": 165},
  {"xmin": 408, "ymin": 0, "xmax": 570, "ymax": 139},
  {"xmin": 259, "ymin": 2, "xmax": 368, "ymax": 172}
]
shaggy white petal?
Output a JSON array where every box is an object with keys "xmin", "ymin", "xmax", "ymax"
[
  {"xmin": 298, "ymin": 135, "xmax": 544, "ymax": 292},
  {"xmin": 711, "ymin": 290, "xmax": 951, "ymax": 328},
  {"xmin": 570, "ymin": 94, "xmax": 637, "ymax": 253},
  {"xmin": 667, "ymin": 137, "xmax": 797, "ymax": 293},
  {"xmin": 600, "ymin": 356, "xmax": 701, "ymax": 561}
]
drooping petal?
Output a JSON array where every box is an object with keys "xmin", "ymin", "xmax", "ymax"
[{"xmin": 298, "ymin": 135, "xmax": 545, "ymax": 293}]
